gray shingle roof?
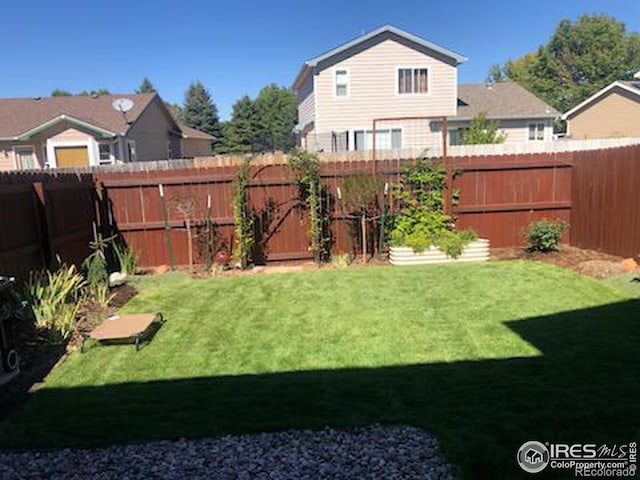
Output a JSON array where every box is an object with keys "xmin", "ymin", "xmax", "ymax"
[
  {"xmin": 0, "ymin": 93, "xmax": 158, "ymax": 139},
  {"xmin": 456, "ymin": 82, "xmax": 558, "ymax": 120},
  {"xmin": 179, "ymin": 123, "xmax": 215, "ymax": 140}
]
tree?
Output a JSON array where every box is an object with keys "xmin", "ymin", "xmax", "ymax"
[
  {"xmin": 220, "ymin": 95, "xmax": 260, "ymax": 154},
  {"xmin": 77, "ymin": 89, "xmax": 111, "ymax": 96},
  {"xmin": 136, "ymin": 77, "xmax": 156, "ymax": 94},
  {"xmin": 461, "ymin": 113, "xmax": 506, "ymax": 145},
  {"xmin": 51, "ymin": 89, "xmax": 72, "ymax": 97},
  {"xmin": 497, "ymin": 15, "xmax": 640, "ymax": 113},
  {"xmin": 254, "ymin": 84, "xmax": 298, "ymax": 152},
  {"xmin": 182, "ymin": 81, "xmax": 221, "ymax": 143},
  {"xmin": 165, "ymin": 102, "xmax": 184, "ymax": 123},
  {"xmin": 486, "ymin": 64, "xmax": 506, "ymax": 83}
]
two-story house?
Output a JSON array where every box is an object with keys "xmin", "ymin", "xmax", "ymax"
[{"xmin": 293, "ymin": 25, "xmax": 557, "ymax": 153}]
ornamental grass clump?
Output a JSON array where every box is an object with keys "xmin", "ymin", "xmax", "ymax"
[{"xmin": 23, "ymin": 264, "xmax": 86, "ymax": 342}]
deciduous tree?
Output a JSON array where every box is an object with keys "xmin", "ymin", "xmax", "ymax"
[
  {"xmin": 462, "ymin": 113, "xmax": 506, "ymax": 145},
  {"xmin": 494, "ymin": 15, "xmax": 640, "ymax": 113}
]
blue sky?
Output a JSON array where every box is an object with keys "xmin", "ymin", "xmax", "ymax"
[{"xmin": 1, "ymin": 1, "xmax": 638, "ymax": 119}]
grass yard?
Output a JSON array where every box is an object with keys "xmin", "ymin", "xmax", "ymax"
[{"xmin": 2, "ymin": 261, "xmax": 639, "ymax": 478}]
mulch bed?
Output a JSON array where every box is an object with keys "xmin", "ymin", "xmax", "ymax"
[
  {"xmin": 0, "ymin": 283, "xmax": 138, "ymax": 424},
  {"xmin": 491, "ymin": 245, "xmax": 628, "ymax": 278}
]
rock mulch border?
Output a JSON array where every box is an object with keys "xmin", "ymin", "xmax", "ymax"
[{"xmin": 0, "ymin": 425, "xmax": 456, "ymax": 480}]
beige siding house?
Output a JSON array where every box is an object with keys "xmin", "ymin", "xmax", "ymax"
[
  {"xmin": 293, "ymin": 25, "xmax": 557, "ymax": 153},
  {"xmin": 0, "ymin": 93, "xmax": 213, "ymax": 171},
  {"xmin": 562, "ymin": 78, "xmax": 640, "ymax": 139}
]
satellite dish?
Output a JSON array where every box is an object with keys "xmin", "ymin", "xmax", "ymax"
[{"xmin": 112, "ymin": 98, "xmax": 134, "ymax": 113}]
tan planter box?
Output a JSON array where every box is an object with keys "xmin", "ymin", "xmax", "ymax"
[{"xmin": 389, "ymin": 239, "xmax": 490, "ymax": 266}]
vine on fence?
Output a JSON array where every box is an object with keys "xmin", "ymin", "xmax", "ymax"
[
  {"xmin": 389, "ymin": 156, "xmax": 475, "ymax": 257},
  {"xmin": 287, "ymin": 149, "xmax": 330, "ymax": 263},
  {"xmin": 232, "ymin": 157, "xmax": 254, "ymax": 269}
]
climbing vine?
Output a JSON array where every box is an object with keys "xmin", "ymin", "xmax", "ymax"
[
  {"xmin": 232, "ymin": 157, "xmax": 254, "ymax": 269},
  {"xmin": 287, "ymin": 149, "xmax": 329, "ymax": 263}
]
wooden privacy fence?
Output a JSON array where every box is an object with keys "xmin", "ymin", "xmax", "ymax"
[
  {"xmin": 0, "ymin": 172, "xmax": 97, "ymax": 278},
  {"xmin": 1, "ymin": 144, "xmax": 639, "ymax": 276},
  {"xmin": 94, "ymin": 153, "xmax": 573, "ymax": 268},
  {"xmin": 571, "ymin": 146, "xmax": 640, "ymax": 258}
]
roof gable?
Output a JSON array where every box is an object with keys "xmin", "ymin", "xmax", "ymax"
[
  {"xmin": 293, "ymin": 25, "xmax": 466, "ymax": 89},
  {"xmin": 562, "ymin": 81, "xmax": 640, "ymax": 119},
  {"xmin": 0, "ymin": 93, "xmax": 157, "ymax": 140}
]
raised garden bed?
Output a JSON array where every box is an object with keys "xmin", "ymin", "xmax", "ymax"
[{"xmin": 390, "ymin": 239, "xmax": 490, "ymax": 266}]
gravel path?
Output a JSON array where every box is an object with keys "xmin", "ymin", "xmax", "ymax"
[{"xmin": 0, "ymin": 426, "xmax": 456, "ymax": 479}]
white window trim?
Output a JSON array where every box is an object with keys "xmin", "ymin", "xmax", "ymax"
[
  {"xmin": 528, "ymin": 122, "xmax": 546, "ymax": 141},
  {"xmin": 396, "ymin": 66, "xmax": 431, "ymax": 96},
  {"xmin": 46, "ymin": 138, "xmax": 96, "ymax": 168},
  {"xmin": 12, "ymin": 145, "xmax": 37, "ymax": 170},
  {"xmin": 97, "ymin": 141, "xmax": 117, "ymax": 165},
  {"xmin": 351, "ymin": 127, "xmax": 403, "ymax": 151},
  {"xmin": 41, "ymin": 144, "xmax": 49, "ymax": 168},
  {"xmin": 333, "ymin": 67, "xmax": 350, "ymax": 98}
]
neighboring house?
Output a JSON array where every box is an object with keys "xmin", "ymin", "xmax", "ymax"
[
  {"xmin": 292, "ymin": 25, "xmax": 557, "ymax": 152},
  {"xmin": 179, "ymin": 124, "xmax": 216, "ymax": 158},
  {"xmin": 451, "ymin": 83, "xmax": 557, "ymax": 145},
  {"xmin": 562, "ymin": 74, "xmax": 640, "ymax": 139},
  {"xmin": 0, "ymin": 93, "xmax": 214, "ymax": 170}
]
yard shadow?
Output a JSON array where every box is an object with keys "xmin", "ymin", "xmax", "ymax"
[{"xmin": 2, "ymin": 300, "xmax": 639, "ymax": 479}]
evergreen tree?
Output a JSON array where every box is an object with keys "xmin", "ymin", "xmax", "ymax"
[
  {"xmin": 136, "ymin": 77, "xmax": 156, "ymax": 94},
  {"xmin": 182, "ymin": 82, "xmax": 221, "ymax": 143},
  {"xmin": 254, "ymin": 84, "xmax": 298, "ymax": 152},
  {"xmin": 51, "ymin": 89, "xmax": 72, "ymax": 97},
  {"xmin": 221, "ymin": 95, "xmax": 260, "ymax": 153},
  {"xmin": 165, "ymin": 102, "xmax": 184, "ymax": 123},
  {"xmin": 461, "ymin": 113, "xmax": 506, "ymax": 145},
  {"xmin": 77, "ymin": 89, "xmax": 111, "ymax": 96}
]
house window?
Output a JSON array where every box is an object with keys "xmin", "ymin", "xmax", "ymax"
[
  {"xmin": 528, "ymin": 123, "xmax": 545, "ymax": 141},
  {"xmin": 354, "ymin": 129, "xmax": 402, "ymax": 151},
  {"xmin": 449, "ymin": 129, "xmax": 467, "ymax": 146},
  {"xmin": 14, "ymin": 146, "xmax": 36, "ymax": 169},
  {"xmin": 98, "ymin": 143, "xmax": 113, "ymax": 165},
  {"xmin": 335, "ymin": 69, "xmax": 349, "ymax": 97},
  {"xmin": 167, "ymin": 140, "xmax": 173, "ymax": 159},
  {"xmin": 331, "ymin": 131, "xmax": 349, "ymax": 152},
  {"xmin": 126, "ymin": 140, "xmax": 137, "ymax": 162},
  {"xmin": 398, "ymin": 68, "xmax": 428, "ymax": 94}
]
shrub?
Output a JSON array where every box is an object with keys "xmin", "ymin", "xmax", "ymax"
[
  {"xmin": 525, "ymin": 218, "xmax": 568, "ymax": 252},
  {"xmin": 23, "ymin": 264, "xmax": 86, "ymax": 341}
]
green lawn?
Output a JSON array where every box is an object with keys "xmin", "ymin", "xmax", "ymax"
[{"xmin": 3, "ymin": 261, "xmax": 639, "ymax": 478}]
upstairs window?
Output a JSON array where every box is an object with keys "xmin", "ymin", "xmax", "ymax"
[
  {"xmin": 335, "ymin": 69, "xmax": 349, "ymax": 97},
  {"xmin": 398, "ymin": 68, "xmax": 428, "ymax": 94},
  {"xmin": 528, "ymin": 123, "xmax": 545, "ymax": 141}
]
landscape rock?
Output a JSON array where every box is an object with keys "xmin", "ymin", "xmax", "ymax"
[
  {"xmin": 108, "ymin": 271, "xmax": 127, "ymax": 287},
  {"xmin": 0, "ymin": 426, "xmax": 456, "ymax": 480}
]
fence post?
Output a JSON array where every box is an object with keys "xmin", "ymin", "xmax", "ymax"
[{"xmin": 32, "ymin": 181, "xmax": 54, "ymax": 268}]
